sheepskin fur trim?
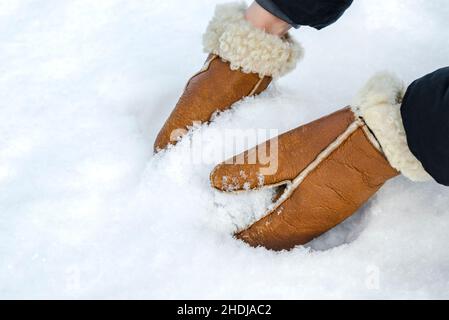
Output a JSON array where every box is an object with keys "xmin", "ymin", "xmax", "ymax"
[
  {"xmin": 203, "ymin": 2, "xmax": 303, "ymax": 78},
  {"xmin": 352, "ymin": 73, "xmax": 432, "ymax": 182}
]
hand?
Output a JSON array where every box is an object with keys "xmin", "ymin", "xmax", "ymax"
[{"xmin": 210, "ymin": 73, "xmax": 418, "ymax": 250}]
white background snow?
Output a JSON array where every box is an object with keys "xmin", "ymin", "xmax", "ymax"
[{"xmin": 1, "ymin": 0, "xmax": 449, "ymax": 299}]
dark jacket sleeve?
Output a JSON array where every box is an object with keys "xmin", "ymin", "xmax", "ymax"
[
  {"xmin": 256, "ymin": 0, "xmax": 353, "ymax": 29},
  {"xmin": 401, "ymin": 67, "xmax": 449, "ymax": 186}
]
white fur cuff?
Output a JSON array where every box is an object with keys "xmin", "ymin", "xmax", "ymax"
[
  {"xmin": 352, "ymin": 73, "xmax": 432, "ymax": 182},
  {"xmin": 202, "ymin": 2, "xmax": 303, "ymax": 78}
]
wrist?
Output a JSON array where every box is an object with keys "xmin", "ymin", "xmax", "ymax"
[{"xmin": 245, "ymin": 2, "xmax": 291, "ymax": 36}]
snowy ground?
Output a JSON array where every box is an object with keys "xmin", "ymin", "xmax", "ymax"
[{"xmin": 1, "ymin": 0, "xmax": 449, "ymax": 299}]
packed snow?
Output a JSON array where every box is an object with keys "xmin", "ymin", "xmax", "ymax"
[{"xmin": 1, "ymin": 0, "xmax": 449, "ymax": 299}]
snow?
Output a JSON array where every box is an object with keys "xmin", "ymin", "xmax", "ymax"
[{"xmin": 1, "ymin": 0, "xmax": 449, "ymax": 299}]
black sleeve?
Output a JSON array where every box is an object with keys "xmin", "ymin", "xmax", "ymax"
[
  {"xmin": 401, "ymin": 67, "xmax": 449, "ymax": 186},
  {"xmin": 256, "ymin": 0, "xmax": 354, "ymax": 29}
]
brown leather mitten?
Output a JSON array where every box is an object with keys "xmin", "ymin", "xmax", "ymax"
[
  {"xmin": 210, "ymin": 73, "xmax": 432, "ymax": 251},
  {"xmin": 154, "ymin": 3, "xmax": 303, "ymax": 152}
]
